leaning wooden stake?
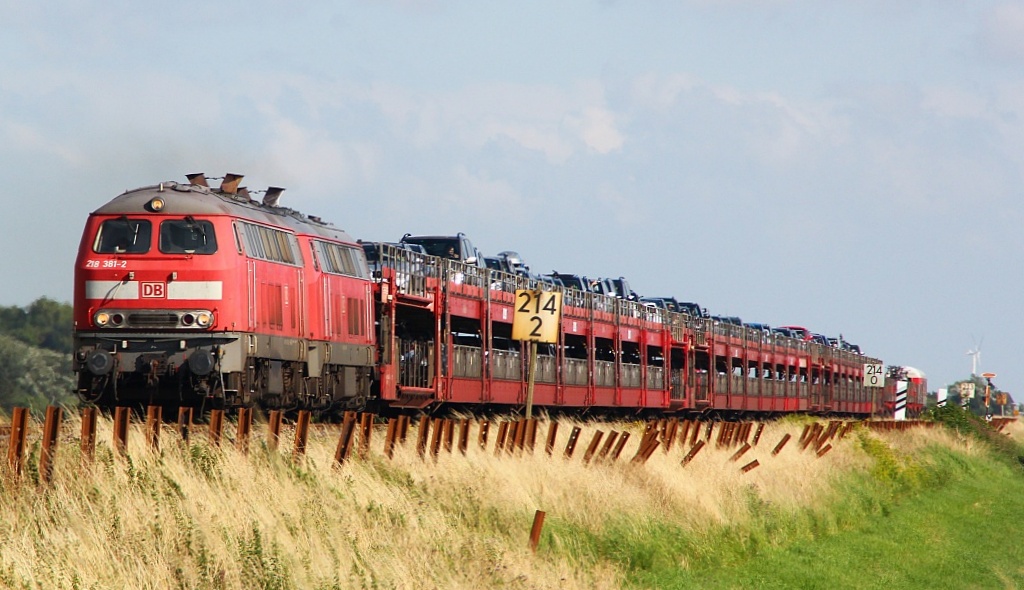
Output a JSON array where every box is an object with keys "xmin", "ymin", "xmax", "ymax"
[
  {"xmin": 752, "ymin": 422, "xmax": 765, "ymax": 446},
  {"xmin": 442, "ymin": 419, "xmax": 454, "ymax": 454},
  {"xmin": 113, "ymin": 407, "xmax": 130, "ymax": 455},
  {"xmin": 477, "ymin": 419, "xmax": 490, "ymax": 450},
  {"xmin": 177, "ymin": 407, "xmax": 193, "ymax": 442},
  {"xmin": 729, "ymin": 442, "xmax": 752, "ymax": 463},
  {"xmin": 545, "ymin": 421, "xmax": 559, "ymax": 456},
  {"xmin": 335, "ymin": 419, "xmax": 357, "ymax": 465},
  {"xmin": 80, "ymin": 407, "xmax": 97, "ymax": 463},
  {"xmin": 663, "ymin": 418, "xmax": 679, "ymax": 452},
  {"xmin": 268, "ymin": 410, "xmax": 283, "ymax": 451},
  {"xmin": 680, "ymin": 440, "xmax": 706, "ymax": 467},
  {"xmin": 582, "ymin": 430, "xmax": 605, "ymax": 465},
  {"xmin": 359, "ymin": 413, "xmax": 374, "ymax": 458},
  {"xmin": 772, "ymin": 433, "xmax": 792, "ymax": 456},
  {"xmin": 610, "ymin": 432, "xmax": 631, "ymax": 462},
  {"xmin": 529, "ymin": 510, "xmax": 546, "ymax": 553},
  {"xmin": 384, "ymin": 419, "xmax": 399, "ymax": 459},
  {"xmin": 39, "ymin": 406, "xmax": 62, "ymax": 484},
  {"xmin": 564, "ymin": 426, "xmax": 582, "ymax": 458},
  {"xmin": 146, "ymin": 406, "xmax": 161, "ymax": 451},
  {"xmin": 495, "ymin": 421, "xmax": 510, "ymax": 456},
  {"xmin": 429, "ymin": 418, "xmax": 443, "ymax": 458},
  {"xmin": 526, "ymin": 418, "xmax": 539, "ymax": 453},
  {"xmin": 457, "ymin": 418, "xmax": 470, "ymax": 456},
  {"xmin": 293, "ymin": 410, "xmax": 311, "ymax": 458},
  {"xmin": 596, "ymin": 431, "xmax": 619, "ymax": 462},
  {"xmin": 8, "ymin": 407, "xmax": 30, "ymax": 475},
  {"xmin": 417, "ymin": 417, "xmax": 430, "ymax": 458},
  {"xmin": 208, "ymin": 409, "xmax": 224, "ymax": 447},
  {"xmin": 236, "ymin": 408, "xmax": 253, "ymax": 454}
]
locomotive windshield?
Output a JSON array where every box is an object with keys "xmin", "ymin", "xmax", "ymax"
[
  {"xmin": 159, "ymin": 217, "xmax": 218, "ymax": 254},
  {"xmin": 94, "ymin": 217, "xmax": 152, "ymax": 254}
]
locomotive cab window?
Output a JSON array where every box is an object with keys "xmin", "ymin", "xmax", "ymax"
[
  {"xmin": 159, "ymin": 218, "xmax": 218, "ymax": 254},
  {"xmin": 94, "ymin": 217, "xmax": 152, "ymax": 254}
]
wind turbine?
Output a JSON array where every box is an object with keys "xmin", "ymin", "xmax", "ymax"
[{"xmin": 966, "ymin": 336, "xmax": 983, "ymax": 376}]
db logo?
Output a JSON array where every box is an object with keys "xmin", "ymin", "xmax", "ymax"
[{"xmin": 142, "ymin": 282, "xmax": 166, "ymax": 298}]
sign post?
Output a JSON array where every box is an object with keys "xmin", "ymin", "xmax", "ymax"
[
  {"xmin": 982, "ymin": 372, "xmax": 997, "ymax": 417},
  {"xmin": 512, "ymin": 289, "xmax": 562, "ymax": 419}
]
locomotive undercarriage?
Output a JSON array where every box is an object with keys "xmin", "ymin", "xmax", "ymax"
[
  {"xmin": 226, "ymin": 358, "xmax": 371, "ymax": 414},
  {"xmin": 75, "ymin": 331, "xmax": 374, "ymax": 414}
]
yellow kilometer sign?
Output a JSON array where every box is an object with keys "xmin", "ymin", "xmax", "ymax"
[{"xmin": 512, "ymin": 290, "xmax": 562, "ymax": 343}]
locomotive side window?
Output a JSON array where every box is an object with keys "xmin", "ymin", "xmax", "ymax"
[
  {"xmin": 314, "ymin": 240, "xmax": 369, "ymax": 279},
  {"xmin": 94, "ymin": 217, "xmax": 152, "ymax": 254},
  {"xmin": 159, "ymin": 218, "xmax": 218, "ymax": 254},
  {"xmin": 236, "ymin": 221, "xmax": 301, "ymax": 266}
]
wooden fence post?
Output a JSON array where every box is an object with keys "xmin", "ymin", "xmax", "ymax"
[
  {"xmin": 529, "ymin": 510, "xmax": 546, "ymax": 552},
  {"xmin": 268, "ymin": 410, "xmax": 283, "ymax": 451},
  {"xmin": 146, "ymin": 406, "xmax": 161, "ymax": 451},
  {"xmin": 113, "ymin": 407, "xmax": 130, "ymax": 455},
  {"xmin": 236, "ymin": 408, "xmax": 252, "ymax": 454},
  {"xmin": 7, "ymin": 407, "xmax": 30, "ymax": 475},
  {"xmin": 177, "ymin": 407, "xmax": 193, "ymax": 442},
  {"xmin": 80, "ymin": 407, "xmax": 97, "ymax": 463},
  {"xmin": 209, "ymin": 409, "xmax": 224, "ymax": 447},
  {"xmin": 545, "ymin": 421, "xmax": 559, "ymax": 456},
  {"xmin": 563, "ymin": 426, "xmax": 582, "ymax": 458},
  {"xmin": 39, "ymin": 406, "xmax": 61, "ymax": 484},
  {"xmin": 293, "ymin": 410, "xmax": 311, "ymax": 458}
]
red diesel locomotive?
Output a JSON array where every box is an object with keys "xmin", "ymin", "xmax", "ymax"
[
  {"xmin": 73, "ymin": 174, "xmax": 924, "ymax": 417},
  {"xmin": 74, "ymin": 174, "xmax": 374, "ymax": 411}
]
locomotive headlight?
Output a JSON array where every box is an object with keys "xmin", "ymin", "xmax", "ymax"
[
  {"xmin": 196, "ymin": 311, "xmax": 213, "ymax": 327},
  {"xmin": 94, "ymin": 311, "xmax": 111, "ymax": 327},
  {"xmin": 147, "ymin": 196, "xmax": 166, "ymax": 212}
]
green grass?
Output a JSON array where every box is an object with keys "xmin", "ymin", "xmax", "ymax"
[
  {"xmin": 568, "ymin": 415, "xmax": 1024, "ymax": 589},
  {"xmin": 678, "ymin": 445, "xmax": 1024, "ymax": 589}
]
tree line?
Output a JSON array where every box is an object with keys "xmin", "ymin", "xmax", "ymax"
[{"xmin": 0, "ymin": 298, "xmax": 76, "ymax": 414}]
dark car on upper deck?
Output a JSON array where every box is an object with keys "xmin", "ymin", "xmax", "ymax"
[{"xmin": 400, "ymin": 232, "xmax": 484, "ymax": 267}]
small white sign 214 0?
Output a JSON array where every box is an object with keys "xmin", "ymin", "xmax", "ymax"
[{"xmin": 863, "ymin": 364, "xmax": 885, "ymax": 388}]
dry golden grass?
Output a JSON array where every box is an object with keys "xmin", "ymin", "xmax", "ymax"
[
  {"xmin": 0, "ymin": 414, "xmax": 989, "ymax": 589},
  {"xmin": 1001, "ymin": 416, "xmax": 1024, "ymax": 441}
]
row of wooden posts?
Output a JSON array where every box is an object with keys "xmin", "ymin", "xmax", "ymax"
[{"xmin": 4, "ymin": 405, "xmax": 939, "ymax": 485}]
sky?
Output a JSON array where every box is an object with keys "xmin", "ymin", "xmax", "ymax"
[{"xmin": 2, "ymin": 0, "xmax": 1022, "ymax": 398}]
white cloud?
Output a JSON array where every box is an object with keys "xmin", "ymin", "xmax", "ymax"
[
  {"xmin": 261, "ymin": 118, "xmax": 380, "ymax": 199},
  {"xmin": 0, "ymin": 120, "xmax": 84, "ymax": 166},
  {"xmin": 569, "ymin": 107, "xmax": 625, "ymax": 154},
  {"xmin": 630, "ymin": 73, "xmax": 698, "ymax": 110}
]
